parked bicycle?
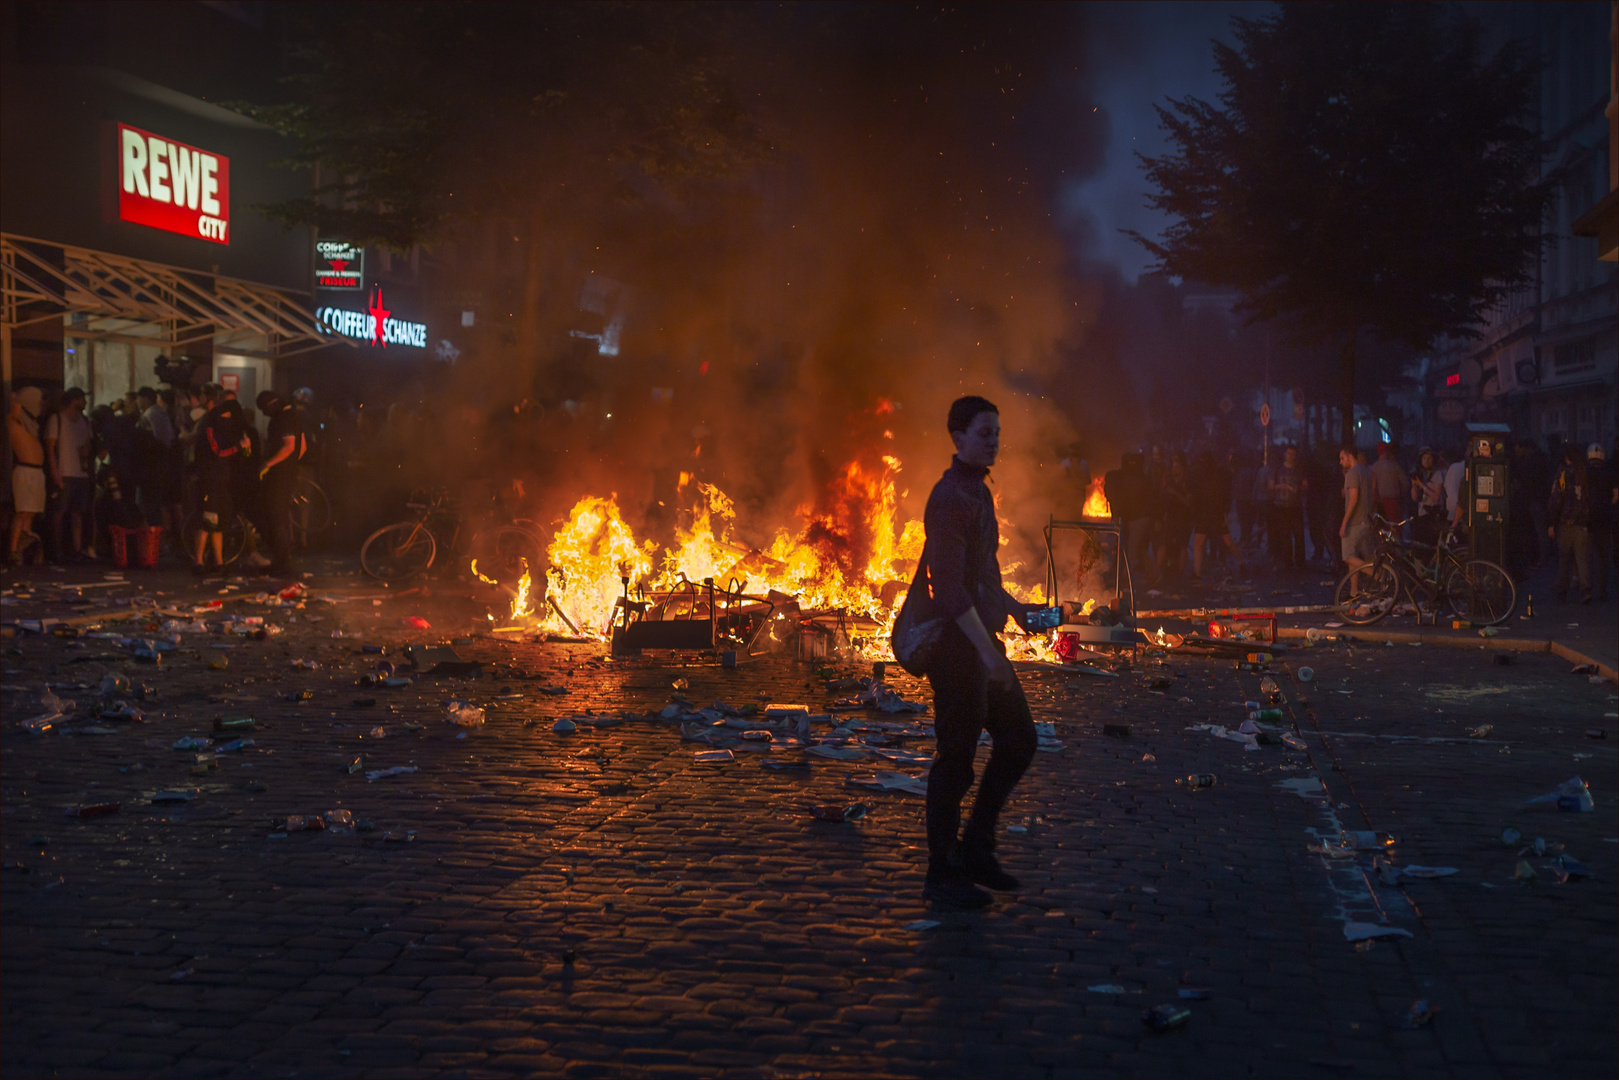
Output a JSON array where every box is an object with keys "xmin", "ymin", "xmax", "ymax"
[
  {"xmin": 1335, "ymin": 516, "xmax": 1516, "ymax": 626},
  {"xmin": 359, "ymin": 489, "xmax": 545, "ymax": 584}
]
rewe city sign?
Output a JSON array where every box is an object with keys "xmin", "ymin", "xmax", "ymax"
[{"xmin": 114, "ymin": 123, "xmax": 230, "ymax": 244}]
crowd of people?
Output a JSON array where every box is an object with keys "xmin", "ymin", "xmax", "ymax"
[
  {"xmin": 6, "ymin": 382, "xmax": 312, "ymax": 577},
  {"xmin": 1096, "ymin": 437, "xmax": 1618, "ymax": 601}
]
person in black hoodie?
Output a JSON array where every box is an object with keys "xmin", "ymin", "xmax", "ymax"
[
  {"xmin": 917, "ymin": 395, "xmax": 1048, "ymax": 911},
  {"xmin": 192, "ymin": 398, "xmax": 248, "ymax": 574}
]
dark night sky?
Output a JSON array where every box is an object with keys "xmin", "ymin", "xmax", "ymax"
[{"xmin": 1062, "ymin": 0, "xmax": 1273, "ymax": 280}]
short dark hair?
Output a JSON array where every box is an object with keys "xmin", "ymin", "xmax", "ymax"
[
  {"xmin": 947, "ymin": 395, "xmax": 998, "ymax": 434},
  {"xmin": 256, "ymin": 390, "xmax": 282, "ymax": 412},
  {"xmin": 62, "ymin": 387, "xmax": 86, "ymax": 404}
]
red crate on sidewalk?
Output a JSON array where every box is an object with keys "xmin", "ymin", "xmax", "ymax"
[{"xmin": 109, "ymin": 525, "xmax": 163, "ymax": 568}]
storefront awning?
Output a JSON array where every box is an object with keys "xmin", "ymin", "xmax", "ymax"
[{"xmin": 1, "ymin": 232, "xmax": 346, "ymax": 359}]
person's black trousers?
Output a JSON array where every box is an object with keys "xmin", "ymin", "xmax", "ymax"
[
  {"xmin": 925, "ymin": 629, "xmax": 1037, "ymax": 864},
  {"xmin": 261, "ymin": 464, "xmax": 297, "ymax": 570},
  {"xmin": 1273, "ymin": 505, "xmax": 1304, "ymax": 569}
]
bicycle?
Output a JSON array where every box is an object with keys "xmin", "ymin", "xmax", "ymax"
[
  {"xmin": 1335, "ymin": 516, "xmax": 1516, "ymax": 626},
  {"xmin": 290, "ymin": 472, "xmax": 332, "ymax": 547},
  {"xmin": 180, "ymin": 507, "xmax": 250, "ymax": 566},
  {"xmin": 360, "ymin": 490, "xmax": 545, "ymax": 583}
]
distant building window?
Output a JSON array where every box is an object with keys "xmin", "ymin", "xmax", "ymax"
[{"xmin": 1553, "ymin": 339, "xmax": 1595, "ymax": 376}]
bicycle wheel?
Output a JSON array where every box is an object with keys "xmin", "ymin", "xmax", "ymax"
[
  {"xmin": 1443, "ymin": 558, "xmax": 1517, "ymax": 626},
  {"xmin": 290, "ymin": 474, "xmax": 333, "ymax": 541},
  {"xmin": 360, "ymin": 521, "xmax": 437, "ymax": 581},
  {"xmin": 1335, "ymin": 560, "xmax": 1400, "ymax": 625},
  {"xmin": 470, "ymin": 525, "xmax": 546, "ymax": 584},
  {"xmin": 182, "ymin": 508, "xmax": 249, "ymax": 565}
]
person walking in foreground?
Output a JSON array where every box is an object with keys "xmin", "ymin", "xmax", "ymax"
[{"xmin": 920, "ymin": 396, "xmax": 1041, "ymax": 911}]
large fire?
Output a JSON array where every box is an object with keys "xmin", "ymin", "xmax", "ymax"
[
  {"xmin": 496, "ymin": 448, "xmax": 1068, "ymax": 662},
  {"xmin": 538, "ymin": 455, "xmax": 924, "ymax": 640},
  {"xmin": 1082, "ymin": 476, "xmax": 1111, "ymax": 519}
]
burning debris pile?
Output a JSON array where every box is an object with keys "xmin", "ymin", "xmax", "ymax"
[{"xmin": 478, "ymin": 453, "xmax": 1074, "ymax": 663}]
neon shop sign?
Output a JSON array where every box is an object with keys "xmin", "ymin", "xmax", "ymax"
[{"xmin": 316, "ymin": 287, "xmax": 426, "ymax": 349}]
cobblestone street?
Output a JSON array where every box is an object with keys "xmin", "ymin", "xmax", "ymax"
[{"xmin": 2, "ymin": 567, "xmax": 1616, "ymax": 1079}]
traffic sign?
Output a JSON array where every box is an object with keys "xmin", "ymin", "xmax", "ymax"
[{"xmin": 1259, "ymin": 403, "xmax": 1271, "ymax": 427}]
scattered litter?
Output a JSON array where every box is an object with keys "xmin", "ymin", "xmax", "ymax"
[
  {"xmin": 1401, "ymin": 1000, "xmax": 1438, "ymax": 1028},
  {"xmin": 1501, "ymin": 828, "xmax": 1521, "ymax": 845},
  {"xmin": 1342, "ymin": 830, "xmax": 1396, "ymax": 850},
  {"xmin": 365, "ymin": 766, "xmax": 417, "ymax": 781},
  {"xmin": 1275, "ymin": 777, "xmax": 1327, "ymax": 800},
  {"xmin": 1342, "ymin": 923, "xmax": 1412, "ymax": 942},
  {"xmin": 693, "ymin": 749, "xmax": 734, "ymax": 763},
  {"xmin": 398, "ymin": 616, "xmax": 431, "ymax": 629},
  {"xmin": 1142, "ymin": 1004, "xmax": 1191, "ymax": 1031},
  {"xmin": 368, "ymin": 726, "xmax": 386, "ymax": 739},
  {"xmin": 172, "ymin": 736, "xmax": 213, "ymax": 751},
  {"xmin": 1400, "ymin": 866, "xmax": 1459, "ymax": 879},
  {"xmin": 1177, "ymin": 988, "xmax": 1210, "ymax": 1001},
  {"xmin": 1523, "ymin": 776, "xmax": 1594, "ymax": 812},
  {"xmin": 810, "ymin": 803, "xmax": 868, "ymax": 822},
  {"xmin": 65, "ymin": 803, "xmax": 120, "ymax": 818},
  {"xmin": 1554, "ymin": 854, "xmax": 1590, "ymax": 882},
  {"xmin": 1182, "ymin": 773, "xmax": 1217, "ymax": 790},
  {"xmin": 1087, "ymin": 984, "xmax": 1130, "ymax": 994},
  {"xmin": 553, "ymin": 719, "xmax": 577, "ymax": 734},
  {"xmin": 149, "ymin": 790, "xmax": 197, "ymax": 804},
  {"xmin": 1513, "ymin": 859, "xmax": 1537, "ymax": 884},
  {"xmin": 903, "ymin": 919, "xmax": 941, "ymax": 931},
  {"xmin": 1587, "ymin": 729, "xmax": 1608, "ymax": 740},
  {"xmin": 1281, "ymin": 733, "xmax": 1308, "ymax": 751},
  {"xmin": 1466, "ymin": 724, "xmax": 1494, "ymax": 739},
  {"xmin": 846, "ymin": 771, "xmax": 928, "ymax": 796},
  {"xmin": 807, "ymin": 745, "xmax": 868, "ymax": 761},
  {"xmin": 761, "ymin": 758, "xmax": 811, "ymax": 771},
  {"xmin": 444, "ymin": 701, "xmax": 486, "ymax": 728}
]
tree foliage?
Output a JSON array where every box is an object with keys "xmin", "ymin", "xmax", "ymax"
[
  {"xmin": 234, "ymin": 2, "xmax": 768, "ymax": 250},
  {"xmin": 1129, "ymin": 2, "xmax": 1550, "ymax": 442}
]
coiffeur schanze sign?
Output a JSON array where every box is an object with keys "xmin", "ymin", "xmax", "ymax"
[{"xmin": 114, "ymin": 123, "xmax": 230, "ymax": 244}]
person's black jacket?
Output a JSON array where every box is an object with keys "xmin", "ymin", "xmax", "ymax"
[
  {"xmin": 1548, "ymin": 463, "xmax": 1591, "ymax": 527},
  {"xmin": 923, "ymin": 456, "xmax": 1032, "ymax": 632}
]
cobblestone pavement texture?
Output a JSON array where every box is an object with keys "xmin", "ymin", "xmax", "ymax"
[{"xmin": 2, "ymin": 565, "xmax": 1615, "ymax": 1078}]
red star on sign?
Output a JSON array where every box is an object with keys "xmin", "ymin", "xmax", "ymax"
[
  {"xmin": 367, "ymin": 287, "xmax": 390, "ymax": 347},
  {"xmin": 327, "ymin": 259, "xmax": 349, "ymax": 276}
]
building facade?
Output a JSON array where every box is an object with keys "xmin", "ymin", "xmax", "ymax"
[{"xmin": 1428, "ymin": 0, "xmax": 1618, "ymax": 456}]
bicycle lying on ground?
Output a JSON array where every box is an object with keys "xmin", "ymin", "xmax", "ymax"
[
  {"xmin": 359, "ymin": 489, "xmax": 545, "ymax": 584},
  {"xmin": 1335, "ymin": 516, "xmax": 1516, "ymax": 626}
]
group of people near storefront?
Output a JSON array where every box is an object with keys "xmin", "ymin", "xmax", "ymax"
[{"xmin": 6, "ymin": 382, "xmax": 309, "ymax": 577}]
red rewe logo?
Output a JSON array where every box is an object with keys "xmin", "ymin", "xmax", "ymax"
[{"xmin": 367, "ymin": 288, "xmax": 391, "ymax": 348}]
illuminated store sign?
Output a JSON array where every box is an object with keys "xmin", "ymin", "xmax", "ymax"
[
  {"xmin": 116, "ymin": 123, "xmax": 229, "ymax": 244},
  {"xmin": 315, "ymin": 239, "xmax": 364, "ymax": 290},
  {"xmin": 316, "ymin": 287, "xmax": 427, "ymax": 349}
]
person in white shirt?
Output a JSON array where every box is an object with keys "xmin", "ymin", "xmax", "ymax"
[{"xmin": 44, "ymin": 387, "xmax": 94, "ymax": 561}]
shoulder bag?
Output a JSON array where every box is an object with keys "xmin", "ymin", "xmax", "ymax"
[{"xmin": 890, "ymin": 545, "xmax": 945, "ymax": 676}]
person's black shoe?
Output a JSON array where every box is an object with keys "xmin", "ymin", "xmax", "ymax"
[
  {"xmin": 961, "ymin": 846, "xmax": 1021, "ymax": 891},
  {"xmin": 923, "ymin": 867, "xmax": 993, "ymax": 910}
]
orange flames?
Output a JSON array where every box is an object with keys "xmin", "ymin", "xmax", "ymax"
[
  {"xmin": 536, "ymin": 455, "xmax": 925, "ymax": 640},
  {"xmin": 1082, "ymin": 476, "xmax": 1111, "ymax": 519}
]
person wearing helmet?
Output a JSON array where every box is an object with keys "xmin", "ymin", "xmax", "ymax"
[{"xmin": 1588, "ymin": 443, "xmax": 1614, "ymax": 601}]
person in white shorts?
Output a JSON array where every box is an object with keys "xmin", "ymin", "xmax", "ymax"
[{"xmin": 9, "ymin": 386, "xmax": 47, "ymax": 563}]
